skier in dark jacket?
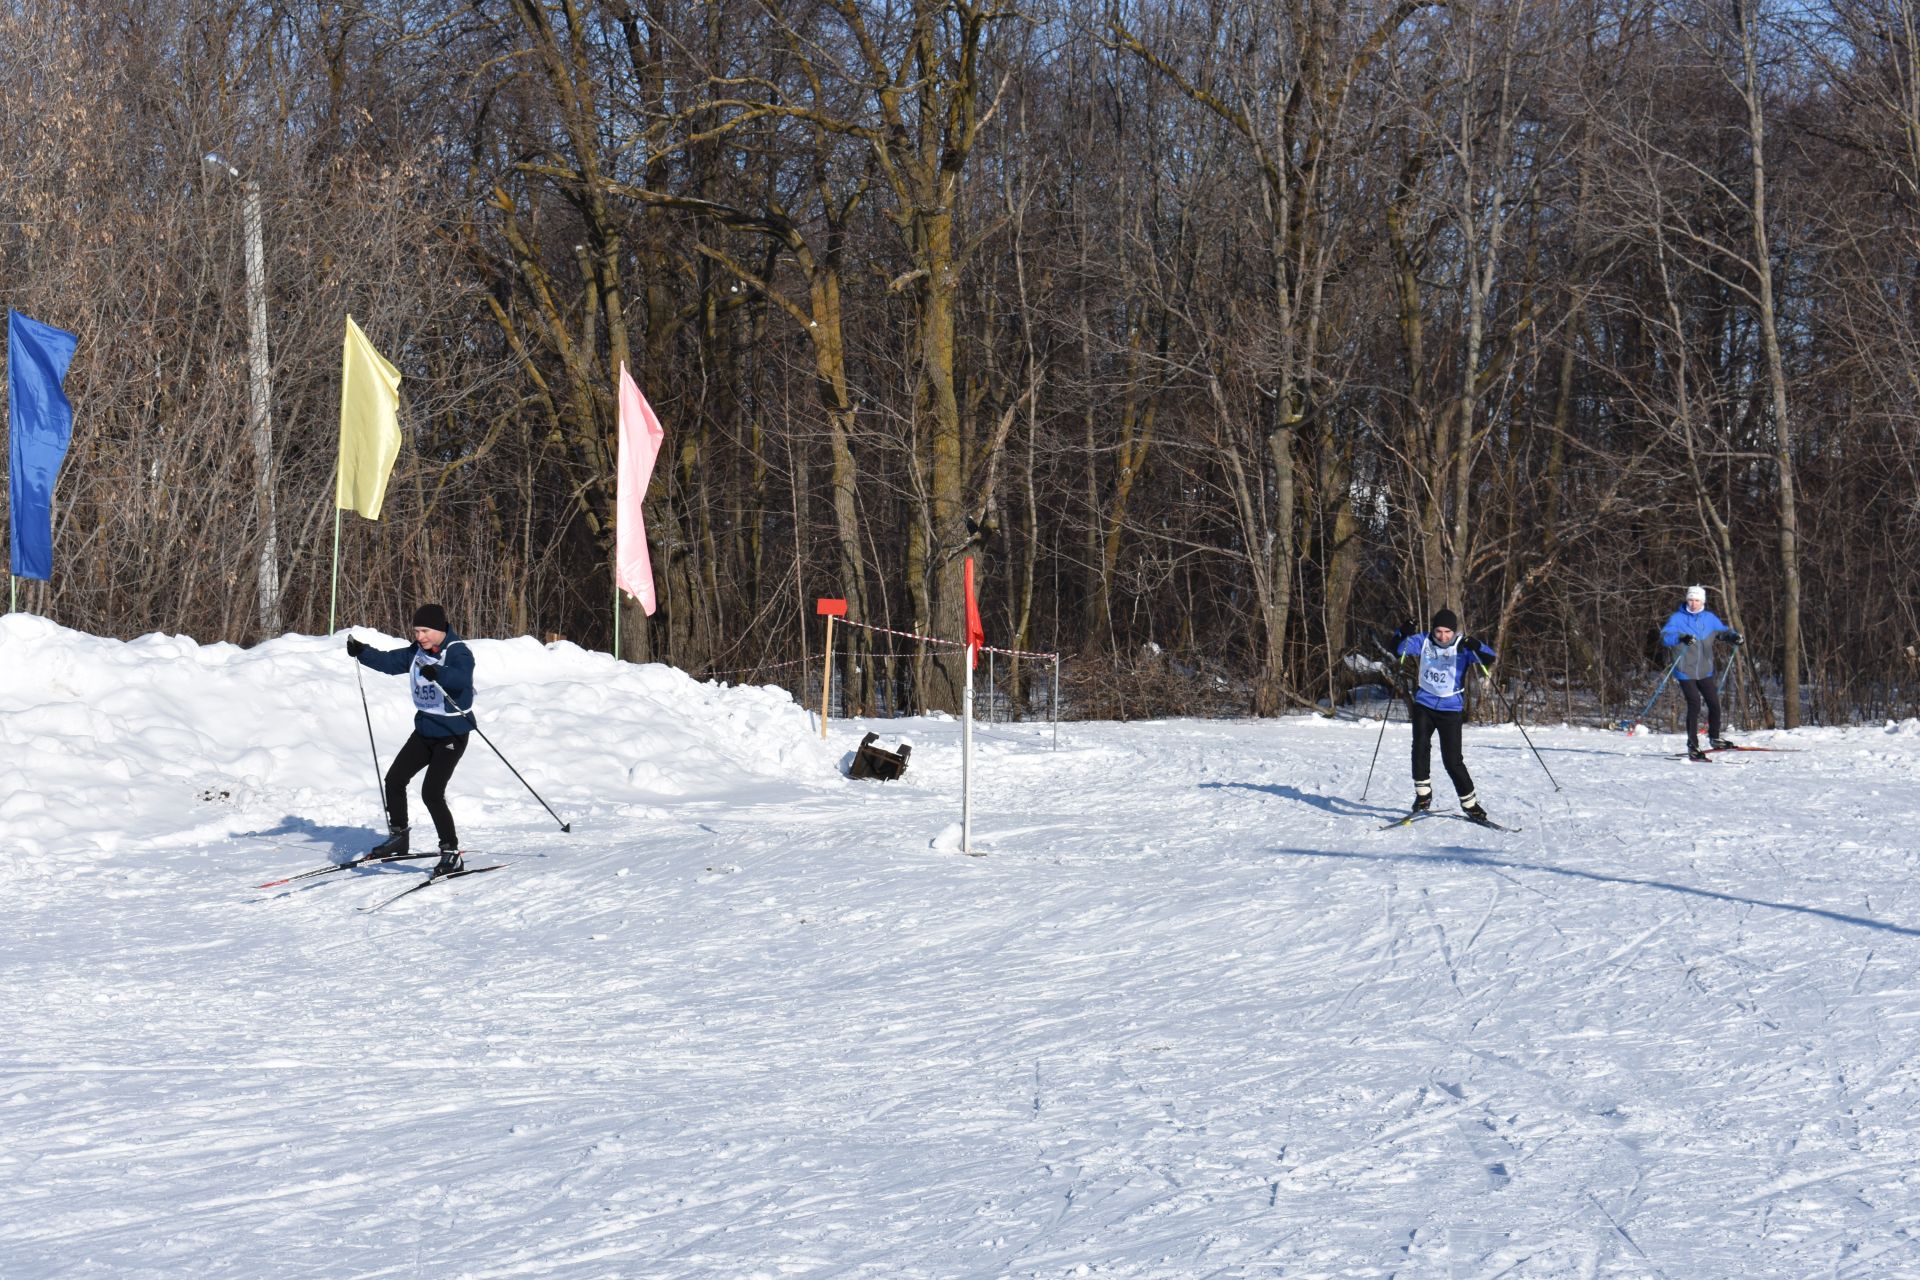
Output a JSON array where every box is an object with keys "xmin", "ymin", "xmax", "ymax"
[
  {"xmin": 346, "ymin": 603, "xmax": 476, "ymax": 874},
  {"xmin": 1660, "ymin": 584, "xmax": 1743, "ymax": 762},
  {"xmin": 1394, "ymin": 609, "xmax": 1499, "ymax": 823}
]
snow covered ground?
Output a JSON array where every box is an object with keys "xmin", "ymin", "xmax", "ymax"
[{"xmin": 4, "ymin": 613, "xmax": 1920, "ymax": 1278}]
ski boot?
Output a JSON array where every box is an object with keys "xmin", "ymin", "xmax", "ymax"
[
  {"xmin": 1412, "ymin": 787, "xmax": 1432, "ymax": 812},
  {"xmin": 1686, "ymin": 745, "xmax": 1712, "ymax": 762},
  {"xmin": 1709, "ymin": 736, "xmax": 1737, "ymax": 751},
  {"xmin": 431, "ymin": 840, "xmax": 464, "ymax": 878},
  {"xmin": 369, "ymin": 825, "xmax": 410, "ymax": 858},
  {"xmin": 1463, "ymin": 802, "xmax": 1491, "ymax": 825}
]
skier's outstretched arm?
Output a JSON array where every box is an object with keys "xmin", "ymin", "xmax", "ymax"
[{"xmin": 345, "ymin": 634, "xmax": 415, "ymax": 675}]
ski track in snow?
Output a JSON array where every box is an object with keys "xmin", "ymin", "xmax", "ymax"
[{"xmin": 5, "ymin": 621, "xmax": 1920, "ymax": 1277}]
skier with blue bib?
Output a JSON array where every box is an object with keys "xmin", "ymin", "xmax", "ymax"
[
  {"xmin": 1395, "ymin": 609, "xmax": 1499, "ymax": 823},
  {"xmin": 1660, "ymin": 584, "xmax": 1743, "ymax": 762},
  {"xmin": 345, "ymin": 603, "xmax": 476, "ymax": 874}
]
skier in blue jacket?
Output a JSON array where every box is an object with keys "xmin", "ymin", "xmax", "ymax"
[
  {"xmin": 1395, "ymin": 609, "xmax": 1499, "ymax": 823},
  {"xmin": 1660, "ymin": 584, "xmax": 1743, "ymax": 761},
  {"xmin": 345, "ymin": 603, "xmax": 476, "ymax": 874}
]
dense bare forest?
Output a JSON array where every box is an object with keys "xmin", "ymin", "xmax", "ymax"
[{"xmin": 5, "ymin": 0, "xmax": 1920, "ymax": 724}]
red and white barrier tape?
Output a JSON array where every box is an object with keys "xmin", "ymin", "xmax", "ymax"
[
  {"xmin": 837, "ymin": 616, "xmax": 1058, "ymax": 662},
  {"xmin": 700, "ymin": 655, "xmax": 815, "ymax": 679}
]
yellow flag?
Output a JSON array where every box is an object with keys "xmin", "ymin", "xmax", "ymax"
[{"xmin": 336, "ymin": 315, "xmax": 402, "ymax": 518}]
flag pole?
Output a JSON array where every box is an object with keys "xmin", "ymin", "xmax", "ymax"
[
  {"xmin": 328, "ymin": 506, "xmax": 342, "ymax": 634},
  {"xmin": 613, "ymin": 572, "xmax": 621, "ymax": 659}
]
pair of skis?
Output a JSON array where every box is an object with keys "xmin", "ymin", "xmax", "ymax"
[
  {"xmin": 1378, "ymin": 809, "xmax": 1520, "ymax": 833},
  {"xmin": 257, "ymin": 849, "xmax": 432, "ymax": 889},
  {"xmin": 359, "ymin": 861, "xmax": 506, "ymax": 913},
  {"xmin": 256, "ymin": 849, "xmax": 505, "ymax": 911},
  {"xmin": 1669, "ymin": 745, "xmax": 1800, "ymax": 762}
]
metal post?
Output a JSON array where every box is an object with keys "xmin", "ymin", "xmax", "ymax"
[
  {"xmin": 207, "ymin": 155, "xmax": 280, "ymax": 640},
  {"xmin": 962, "ymin": 642, "xmax": 976, "ymax": 853},
  {"xmin": 1051, "ymin": 655, "xmax": 1060, "ymax": 750}
]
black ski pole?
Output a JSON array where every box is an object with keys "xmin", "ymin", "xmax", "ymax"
[
  {"xmin": 1361, "ymin": 689, "xmax": 1396, "ymax": 801},
  {"xmin": 1361, "ymin": 633, "xmax": 1413, "ymax": 802},
  {"xmin": 430, "ymin": 686, "xmax": 572, "ymax": 831},
  {"xmin": 470, "ymin": 723, "xmax": 572, "ymax": 832},
  {"xmin": 1477, "ymin": 662, "xmax": 1561, "ymax": 792},
  {"xmin": 354, "ymin": 660, "xmax": 388, "ymax": 823}
]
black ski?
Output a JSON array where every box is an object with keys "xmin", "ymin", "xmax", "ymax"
[
  {"xmin": 1380, "ymin": 810, "xmax": 1519, "ymax": 833},
  {"xmin": 359, "ymin": 863, "xmax": 507, "ymax": 914},
  {"xmin": 1665, "ymin": 745, "xmax": 1797, "ymax": 761},
  {"xmin": 257, "ymin": 851, "xmax": 436, "ymax": 889}
]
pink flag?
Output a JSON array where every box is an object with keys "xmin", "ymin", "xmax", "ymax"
[{"xmin": 616, "ymin": 363, "xmax": 666, "ymax": 614}]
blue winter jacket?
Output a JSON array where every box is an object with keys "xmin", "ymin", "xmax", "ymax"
[
  {"xmin": 1660, "ymin": 608, "xmax": 1735, "ymax": 681},
  {"xmin": 1396, "ymin": 632, "xmax": 1497, "ymax": 712},
  {"xmin": 356, "ymin": 631, "xmax": 477, "ymax": 737}
]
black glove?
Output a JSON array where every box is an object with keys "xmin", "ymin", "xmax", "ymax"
[
  {"xmin": 1678, "ymin": 634, "xmax": 1695, "ymax": 646},
  {"xmin": 1727, "ymin": 631, "xmax": 1743, "ymax": 646},
  {"xmin": 346, "ymin": 637, "xmax": 366, "ymax": 657},
  {"xmin": 1392, "ymin": 622, "xmax": 1416, "ymax": 644},
  {"xmin": 1460, "ymin": 636, "xmax": 1481, "ymax": 653},
  {"xmin": 419, "ymin": 663, "xmax": 441, "ymax": 684}
]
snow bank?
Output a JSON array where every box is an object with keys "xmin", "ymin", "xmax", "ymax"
[{"xmin": 0, "ymin": 615, "xmax": 835, "ymax": 859}]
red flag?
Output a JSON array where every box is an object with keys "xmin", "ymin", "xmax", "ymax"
[{"xmin": 964, "ymin": 556, "xmax": 985, "ymax": 668}]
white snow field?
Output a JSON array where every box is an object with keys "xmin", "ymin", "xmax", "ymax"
[{"xmin": 4, "ymin": 613, "xmax": 1920, "ymax": 1279}]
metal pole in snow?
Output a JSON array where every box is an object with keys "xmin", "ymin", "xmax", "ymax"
[{"xmin": 962, "ymin": 642, "xmax": 976, "ymax": 853}]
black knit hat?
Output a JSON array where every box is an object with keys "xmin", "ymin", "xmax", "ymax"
[
  {"xmin": 411, "ymin": 603, "xmax": 450, "ymax": 632},
  {"xmin": 1431, "ymin": 608, "xmax": 1459, "ymax": 632}
]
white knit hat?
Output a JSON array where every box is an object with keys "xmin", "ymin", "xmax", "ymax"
[{"xmin": 1685, "ymin": 584, "xmax": 1707, "ymax": 603}]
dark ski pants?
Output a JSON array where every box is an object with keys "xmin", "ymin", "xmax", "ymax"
[
  {"xmin": 1411, "ymin": 702, "xmax": 1477, "ymax": 804},
  {"xmin": 385, "ymin": 730, "xmax": 470, "ymax": 848},
  {"xmin": 1679, "ymin": 675, "xmax": 1722, "ymax": 748}
]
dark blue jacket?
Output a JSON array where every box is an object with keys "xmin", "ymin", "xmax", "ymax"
[
  {"xmin": 1660, "ymin": 608, "xmax": 1735, "ymax": 681},
  {"xmin": 1396, "ymin": 632, "xmax": 1497, "ymax": 712},
  {"xmin": 356, "ymin": 632, "xmax": 476, "ymax": 737}
]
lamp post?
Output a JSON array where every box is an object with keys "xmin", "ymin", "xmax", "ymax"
[{"xmin": 203, "ymin": 153, "xmax": 282, "ymax": 639}]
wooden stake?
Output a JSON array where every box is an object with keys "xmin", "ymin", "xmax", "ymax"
[{"xmin": 819, "ymin": 611, "xmax": 835, "ymax": 738}]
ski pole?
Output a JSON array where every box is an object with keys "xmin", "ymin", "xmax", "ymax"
[
  {"xmin": 1622, "ymin": 652, "xmax": 1683, "ymax": 732},
  {"xmin": 433, "ymin": 688, "xmax": 572, "ymax": 831},
  {"xmin": 353, "ymin": 659, "xmax": 388, "ymax": 824},
  {"xmin": 1478, "ymin": 663, "xmax": 1561, "ymax": 792},
  {"xmin": 1361, "ymin": 632, "xmax": 1416, "ymax": 801},
  {"xmin": 468, "ymin": 723, "xmax": 571, "ymax": 831},
  {"xmin": 1360, "ymin": 687, "xmax": 1396, "ymax": 801}
]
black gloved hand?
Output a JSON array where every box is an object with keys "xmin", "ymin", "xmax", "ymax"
[
  {"xmin": 419, "ymin": 663, "xmax": 441, "ymax": 684},
  {"xmin": 1678, "ymin": 634, "xmax": 1695, "ymax": 646},
  {"xmin": 1727, "ymin": 631, "xmax": 1744, "ymax": 646},
  {"xmin": 1392, "ymin": 621, "xmax": 1416, "ymax": 644},
  {"xmin": 1460, "ymin": 635, "xmax": 1480, "ymax": 653},
  {"xmin": 346, "ymin": 637, "xmax": 366, "ymax": 657}
]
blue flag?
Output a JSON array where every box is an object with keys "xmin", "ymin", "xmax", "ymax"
[{"xmin": 7, "ymin": 309, "xmax": 80, "ymax": 581}]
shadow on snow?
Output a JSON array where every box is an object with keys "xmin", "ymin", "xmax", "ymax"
[{"xmin": 1286, "ymin": 847, "xmax": 1920, "ymax": 938}]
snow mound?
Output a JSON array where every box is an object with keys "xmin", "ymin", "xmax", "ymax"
[{"xmin": 0, "ymin": 615, "xmax": 835, "ymax": 859}]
